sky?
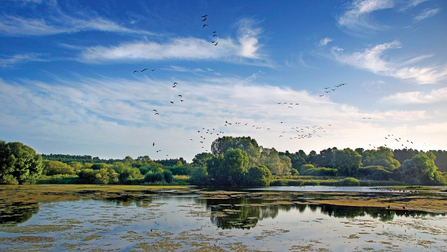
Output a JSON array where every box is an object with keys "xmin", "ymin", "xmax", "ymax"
[{"xmin": 0, "ymin": 0, "xmax": 446, "ymax": 162}]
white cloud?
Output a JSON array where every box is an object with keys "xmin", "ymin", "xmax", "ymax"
[
  {"xmin": 318, "ymin": 37, "xmax": 334, "ymax": 47},
  {"xmin": 381, "ymin": 87, "xmax": 447, "ymax": 104},
  {"xmin": 163, "ymin": 65, "xmax": 205, "ymax": 73},
  {"xmin": 332, "ymin": 41, "xmax": 447, "ymax": 84},
  {"xmin": 401, "ymin": 0, "xmax": 429, "ymax": 10},
  {"xmin": 79, "ymin": 19, "xmax": 264, "ymax": 64},
  {"xmin": 0, "ymin": 11, "xmax": 153, "ymax": 36},
  {"xmin": 337, "ymin": 0, "xmax": 394, "ymax": 29},
  {"xmin": 414, "ymin": 8, "xmax": 441, "ymax": 21},
  {"xmin": 0, "ymin": 53, "xmax": 47, "ymax": 67},
  {"xmin": 2, "ymin": 74, "xmax": 441, "ymax": 160}
]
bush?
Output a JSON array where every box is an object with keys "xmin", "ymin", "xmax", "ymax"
[
  {"xmin": 163, "ymin": 170, "xmax": 174, "ymax": 183},
  {"xmin": 301, "ymin": 167, "xmax": 337, "ymax": 176},
  {"xmin": 337, "ymin": 177, "xmax": 360, "ymax": 186},
  {"xmin": 188, "ymin": 167, "xmax": 209, "ymax": 186},
  {"xmin": 144, "ymin": 172, "xmax": 164, "ymax": 183},
  {"xmin": 291, "ymin": 168, "xmax": 299, "ymax": 175},
  {"xmin": 358, "ymin": 165, "xmax": 391, "ymax": 181}
]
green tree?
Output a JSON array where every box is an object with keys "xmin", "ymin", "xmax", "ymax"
[
  {"xmin": 192, "ymin": 152, "xmax": 215, "ymax": 167},
  {"xmin": 0, "ymin": 141, "xmax": 43, "ymax": 184},
  {"xmin": 394, "ymin": 152, "xmax": 445, "ymax": 185},
  {"xmin": 245, "ymin": 165, "xmax": 272, "ymax": 186},
  {"xmin": 188, "ymin": 166, "xmax": 209, "ymax": 186},
  {"xmin": 211, "ymin": 137, "xmax": 260, "ymax": 167},
  {"xmin": 362, "ymin": 147, "xmax": 400, "ymax": 171},
  {"xmin": 332, "ymin": 148, "xmax": 362, "ymax": 177},
  {"xmin": 259, "ymin": 147, "xmax": 291, "ymax": 175},
  {"xmin": 221, "ymin": 149, "xmax": 249, "ymax": 186},
  {"xmin": 42, "ymin": 160, "xmax": 75, "ymax": 175}
]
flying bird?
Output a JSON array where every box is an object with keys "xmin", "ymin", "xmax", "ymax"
[
  {"xmin": 133, "ymin": 70, "xmax": 138, "ymax": 73},
  {"xmin": 213, "ymin": 31, "xmax": 216, "ymax": 33},
  {"xmin": 170, "ymin": 101, "xmax": 174, "ymax": 104},
  {"xmin": 214, "ymin": 42, "xmax": 218, "ymax": 46},
  {"xmin": 202, "ymin": 18, "xmax": 207, "ymax": 22},
  {"xmin": 141, "ymin": 68, "xmax": 148, "ymax": 72},
  {"xmin": 201, "ymin": 15, "xmax": 207, "ymax": 18},
  {"xmin": 203, "ymin": 24, "xmax": 208, "ymax": 28},
  {"xmin": 213, "ymin": 34, "xmax": 217, "ymax": 37}
]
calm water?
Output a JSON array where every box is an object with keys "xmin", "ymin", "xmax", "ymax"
[{"xmin": 1, "ymin": 194, "xmax": 446, "ymax": 251}]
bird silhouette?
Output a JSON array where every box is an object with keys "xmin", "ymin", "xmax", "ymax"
[
  {"xmin": 203, "ymin": 24, "xmax": 208, "ymax": 28},
  {"xmin": 201, "ymin": 15, "xmax": 207, "ymax": 18},
  {"xmin": 213, "ymin": 34, "xmax": 217, "ymax": 37},
  {"xmin": 141, "ymin": 68, "xmax": 148, "ymax": 72},
  {"xmin": 202, "ymin": 18, "xmax": 207, "ymax": 22},
  {"xmin": 214, "ymin": 42, "xmax": 218, "ymax": 46},
  {"xmin": 133, "ymin": 70, "xmax": 138, "ymax": 73}
]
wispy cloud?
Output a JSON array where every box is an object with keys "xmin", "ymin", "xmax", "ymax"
[
  {"xmin": 318, "ymin": 37, "xmax": 333, "ymax": 47},
  {"xmin": 381, "ymin": 87, "xmax": 447, "ymax": 104},
  {"xmin": 0, "ymin": 53, "xmax": 47, "ymax": 67},
  {"xmin": 3, "ymin": 75, "xmax": 427, "ymax": 159},
  {"xmin": 162, "ymin": 65, "xmax": 205, "ymax": 73},
  {"xmin": 414, "ymin": 8, "xmax": 441, "ymax": 21},
  {"xmin": 0, "ymin": 6, "xmax": 153, "ymax": 36},
  {"xmin": 337, "ymin": 0, "xmax": 394, "ymax": 30},
  {"xmin": 401, "ymin": 0, "xmax": 429, "ymax": 11},
  {"xmin": 78, "ymin": 19, "xmax": 266, "ymax": 65},
  {"xmin": 331, "ymin": 41, "xmax": 447, "ymax": 84}
]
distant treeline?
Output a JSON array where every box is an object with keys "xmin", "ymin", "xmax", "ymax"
[{"xmin": 41, "ymin": 154, "xmax": 187, "ymax": 167}]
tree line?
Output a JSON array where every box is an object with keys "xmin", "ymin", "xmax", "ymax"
[{"xmin": 1, "ymin": 138, "xmax": 446, "ymax": 186}]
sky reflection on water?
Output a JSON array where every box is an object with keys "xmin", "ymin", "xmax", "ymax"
[{"xmin": 0, "ymin": 195, "xmax": 446, "ymax": 251}]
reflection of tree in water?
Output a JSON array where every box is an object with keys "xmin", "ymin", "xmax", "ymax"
[
  {"xmin": 102, "ymin": 197, "xmax": 153, "ymax": 207},
  {"xmin": 208, "ymin": 198, "xmax": 284, "ymax": 230},
  {"xmin": 319, "ymin": 204, "xmax": 433, "ymax": 222},
  {"xmin": 0, "ymin": 202, "xmax": 39, "ymax": 224},
  {"xmin": 208, "ymin": 198, "xmax": 441, "ymax": 229}
]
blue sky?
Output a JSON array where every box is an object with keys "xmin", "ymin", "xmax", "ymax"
[{"xmin": 1, "ymin": 0, "xmax": 446, "ymax": 161}]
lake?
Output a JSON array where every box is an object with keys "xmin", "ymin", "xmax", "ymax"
[{"xmin": 1, "ymin": 192, "xmax": 446, "ymax": 251}]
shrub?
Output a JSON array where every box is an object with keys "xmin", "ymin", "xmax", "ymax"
[
  {"xmin": 144, "ymin": 172, "xmax": 164, "ymax": 183},
  {"xmin": 188, "ymin": 167, "xmax": 209, "ymax": 186},
  {"xmin": 338, "ymin": 177, "xmax": 360, "ymax": 186},
  {"xmin": 291, "ymin": 168, "xmax": 299, "ymax": 175},
  {"xmin": 301, "ymin": 167, "xmax": 337, "ymax": 176},
  {"xmin": 358, "ymin": 165, "xmax": 391, "ymax": 181},
  {"xmin": 163, "ymin": 170, "xmax": 174, "ymax": 183}
]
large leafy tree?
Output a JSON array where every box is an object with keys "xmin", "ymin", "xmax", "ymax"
[
  {"xmin": 394, "ymin": 152, "xmax": 445, "ymax": 185},
  {"xmin": 0, "ymin": 141, "xmax": 43, "ymax": 184},
  {"xmin": 207, "ymin": 149, "xmax": 249, "ymax": 186},
  {"xmin": 211, "ymin": 136, "xmax": 260, "ymax": 166},
  {"xmin": 246, "ymin": 165, "xmax": 272, "ymax": 186},
  {"xmin": 332, "ymin": 148, "xmax": 362, "ymax": 177},
  {"xmin": 221, "ymin": 149, "xmax": 250, "ymax": 186},
  {"xmin": 362, "ymin": 147, "xmax": 400, "ymax": 171},
  {"xmin": 192, "ymin": 152, "xmax": 215, "ymax": 167}
]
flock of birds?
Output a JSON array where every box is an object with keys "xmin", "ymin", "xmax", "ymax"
[
  {"xmin": 126, "ymin": 14, "xmax": 416, "ymax": 160},
  {"xmin": 201, "ymin": 15, "xmax": 219, "ymax": 46},
  {"xmin": 318, "ymin": 83, "xmax": 347, "ymax": 97}
]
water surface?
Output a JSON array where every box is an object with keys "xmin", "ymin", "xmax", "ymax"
[{"xmin": 0, "ymin": 194, "xmax": 446, "ymax": 251}]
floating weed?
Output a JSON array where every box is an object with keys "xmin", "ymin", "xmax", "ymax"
[
  {"xmin": 0, "ymin": 236, "xmax": 55, "ymax": 243},
  {"xmin": 83, "ymin": 234, "xmax": 102, "ymax": 241},
  {"xmin": 133, "ymin": 238, "xmax": 182, "ymax": 252},
  {"xmin": 0, "ymin": 224, "xmax": 74, "ymax": 234}
]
